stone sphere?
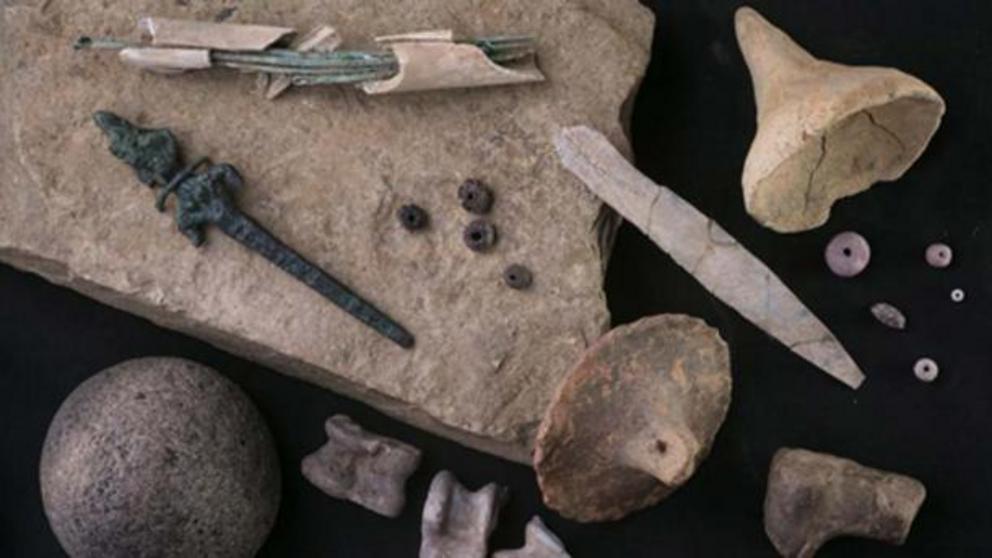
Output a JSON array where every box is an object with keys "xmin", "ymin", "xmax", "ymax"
[{"xmin": 40, "ymin": 358, "xmax": 281, "ymax": 558}]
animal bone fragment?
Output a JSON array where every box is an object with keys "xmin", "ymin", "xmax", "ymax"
[
  {"xmin": 493, "ymin": 517, "xmax": 570, "ymax": 558},
  {"xmin": 301, "ymin": 415, "xmax": 421, "ymax": 517},
  {"xmin": 555, "ymin": 126, "xmax": 864, "ymax": 389},
  {"xmin": 736, "ymin": 6, "xmax": 945, "ymax": 233},
  {"xmin": 870, "ymin": 303, "xmax": 906, "ymax": 330},
  {"xmin": 420, "ymin": 471, "xmax": 507, "ymax": 558},
  {"xmin": 764, "ymin": 448, "xmax": 926, "ymax": 558},
  {"xmin": 534, "ymin": 315, "xmax": 732, "ymax": 522}
]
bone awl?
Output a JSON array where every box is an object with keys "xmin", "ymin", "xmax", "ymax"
[
  {"xmin": 554, "ymin": 126, "xmax": 864, "ymax": 389},
  {"xmin": 93, "ymin": 111, "xmax": 414, "ymax": 349}
]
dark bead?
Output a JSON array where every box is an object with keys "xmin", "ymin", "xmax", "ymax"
[
  {"xmin": 463, "ymin": 219, "xmax": 497, "ymax": 252},
  {"xmin": 458, "ymin": 179, "xmax": 494, "ymax": 215},
  {"xmin": 503, "ymin": 265, "xmax": 533, "ymax": 290},
  {"xmin": 397, "ymin": 204, "xmax": 429, "ymax": 231}
]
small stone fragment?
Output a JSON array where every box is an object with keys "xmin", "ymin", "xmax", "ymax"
[
  {"xmin": 398, "ymin": 204, "xmax": 430, "ymax": 231},
  {"xmin": 534, "ymin": 314, "xmax": 732, "ymax": 522},
  {"xmin": 914, "ymin": 358, "xmax": 939, "ymax": 383},
  {"xmin": 301, "ymin": 415, "xmax": 422, "ymax": 517},
  {"xmin": 420, "ymin": 470, "xmax": 507, "ymax": 558},
  {"xmin": 458, "ymin": 179, "xmax": 495, "ymax": 215},
  {"xmin": 493, "ymin": 517, "xmax": 570, "ymax": 558},
  {"xmin": 764, "ymin": 448, "xmax": 926, "ymax": 558},
  {"xmin": 825, "ymin": 232, "xmax": 871, "ymax": 278},
  {"xmin": 463, "ymin": 219, "xmax": 498, "ymax": 252},
  {"xmin": 951, "ymin": 288, "xmax": 965, "ymax": 303},
  {"xmin": 503, "ymin": 265, "xmax": 534, "ymax": 290},
  {"xmin": 870, "ymin": 303, "xmax": 907, "ymax": 330},
  {"xmin": 40, "ymin": 358, "xmax": 280, "ymax": 558},
  {"xmin": 925, "ymin": 243, "xmax": 953, "ymax": 268}
]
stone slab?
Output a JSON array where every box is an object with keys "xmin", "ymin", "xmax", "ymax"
[{"xmin": 0, "ymin": 0, "xmax": 652, "ymax": 463}]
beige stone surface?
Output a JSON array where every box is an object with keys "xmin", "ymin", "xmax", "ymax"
[
  {"xmin": 0, "ymin": 0, "xmax": 653, "ymax": 463},
  {"xmin": 736, "ymin": 6, "xmax": 945, "ymax": 233}
]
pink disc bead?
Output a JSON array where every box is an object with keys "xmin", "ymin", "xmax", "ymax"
[
  {"xmin": 825, "ymin": 232, "xmax": 871, "ymax": 278},
  {"xmin": 925, "ymin": 243, "xmax": 953, "ymax": 268}
]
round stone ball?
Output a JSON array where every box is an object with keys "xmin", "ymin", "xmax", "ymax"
[{"xmin": 40, "ymin": 358, "xmax": 281, "ymax": 558}]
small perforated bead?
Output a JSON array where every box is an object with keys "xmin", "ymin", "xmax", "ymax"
[
  {"xmin": 914, "ymin": 358, "xmax": 939, "ymax": 383},
  {"xmin": 463, "ymin": 219, "xmax": 497, "ymax": 252},
  {"xmin": 458, "ymin": 179, "xmax": 494, "ymax": 215},
  {"xmin": 951, "ymin": 289, "xmax": 965, "ymax": 303},
  {"xmin": 825, "ymin": 232, "xmax": 871, "ymax": 278},
  {"xmin": 397, "ymin": 204, "xmax": 429, "ymax": 231},
  {"xmin": 925, "ymin": 243, "xmax": 953, "ymax": 268},
  {"xmin": 503, "ymin": 265, "xmax": 533, "ymax": 290}
]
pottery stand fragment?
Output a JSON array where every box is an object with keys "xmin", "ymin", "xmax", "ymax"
[
  {"xmin": 736, "ymin": 6, "xmax": 945, "ymax": 233},
  {"xmin": 493, "ymin": 517, "xmax": 570, "ymax": 558},
  {"xmin": 420, "ymin": 471, "xmax": 507, "ymax": 558},
  {"xmin": 301, "ymin": 415, "xmax": 421, "ymax": 517},
  {"xmin": 534, "ymin": 315, "xmax": 732, "ymax": 522},
  {"xmin": 0, "ymin": 0, "xmax": 654, "ymax": 463},
  {"xmin": 764, "ymin": 448, "xmax": 926, "ymax": 558}
]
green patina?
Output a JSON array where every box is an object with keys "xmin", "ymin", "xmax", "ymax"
[
  {"xmin": 75, "ymin": 35, "xmax": 536, "ymax": 87},
  {"xmin": 93, "ymin": 111, "xmax": 415, "ymax": 349}
]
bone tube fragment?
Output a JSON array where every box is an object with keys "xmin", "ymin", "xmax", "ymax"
[
  {"xmin": 362, "ymin": 31, "xmax": 544, "ymax": 95},
  {"xmin": 119, "ymin": 47, "xmax": 211, "ymax": 74},
  {"xmin": 139, "ymin": 17, "xmax": 295, "ymax": 51}
]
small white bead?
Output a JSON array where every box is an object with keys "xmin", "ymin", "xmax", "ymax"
[
  {"xmin": 951, "ymin": 289, "xmax": 965, "ymax": 303},
  {"xmin": 914, "ymin": 358, "xmax": 939, "ymax": 383}
]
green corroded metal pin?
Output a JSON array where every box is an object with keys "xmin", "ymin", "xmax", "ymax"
[{"xmin": 93, "ymin": 111, "xmax": 415, "ymax": 349}]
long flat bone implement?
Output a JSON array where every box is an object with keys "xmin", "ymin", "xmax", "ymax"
[
  {"xmin": 93, "ymin": 111, "xmax": 414, "ymax": 349},
  {"xmin": 555, "ymin": 126, "xmax": 864, "ymax": 389}
]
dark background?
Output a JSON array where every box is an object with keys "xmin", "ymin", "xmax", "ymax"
[{"xmin": 3, "ymin": 0, "xmax": 990, "ymax": 556}]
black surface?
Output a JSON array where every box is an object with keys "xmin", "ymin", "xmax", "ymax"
[{"xmin": 2, "ymin": 1, "xmax": 991, "ymax": 556}]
